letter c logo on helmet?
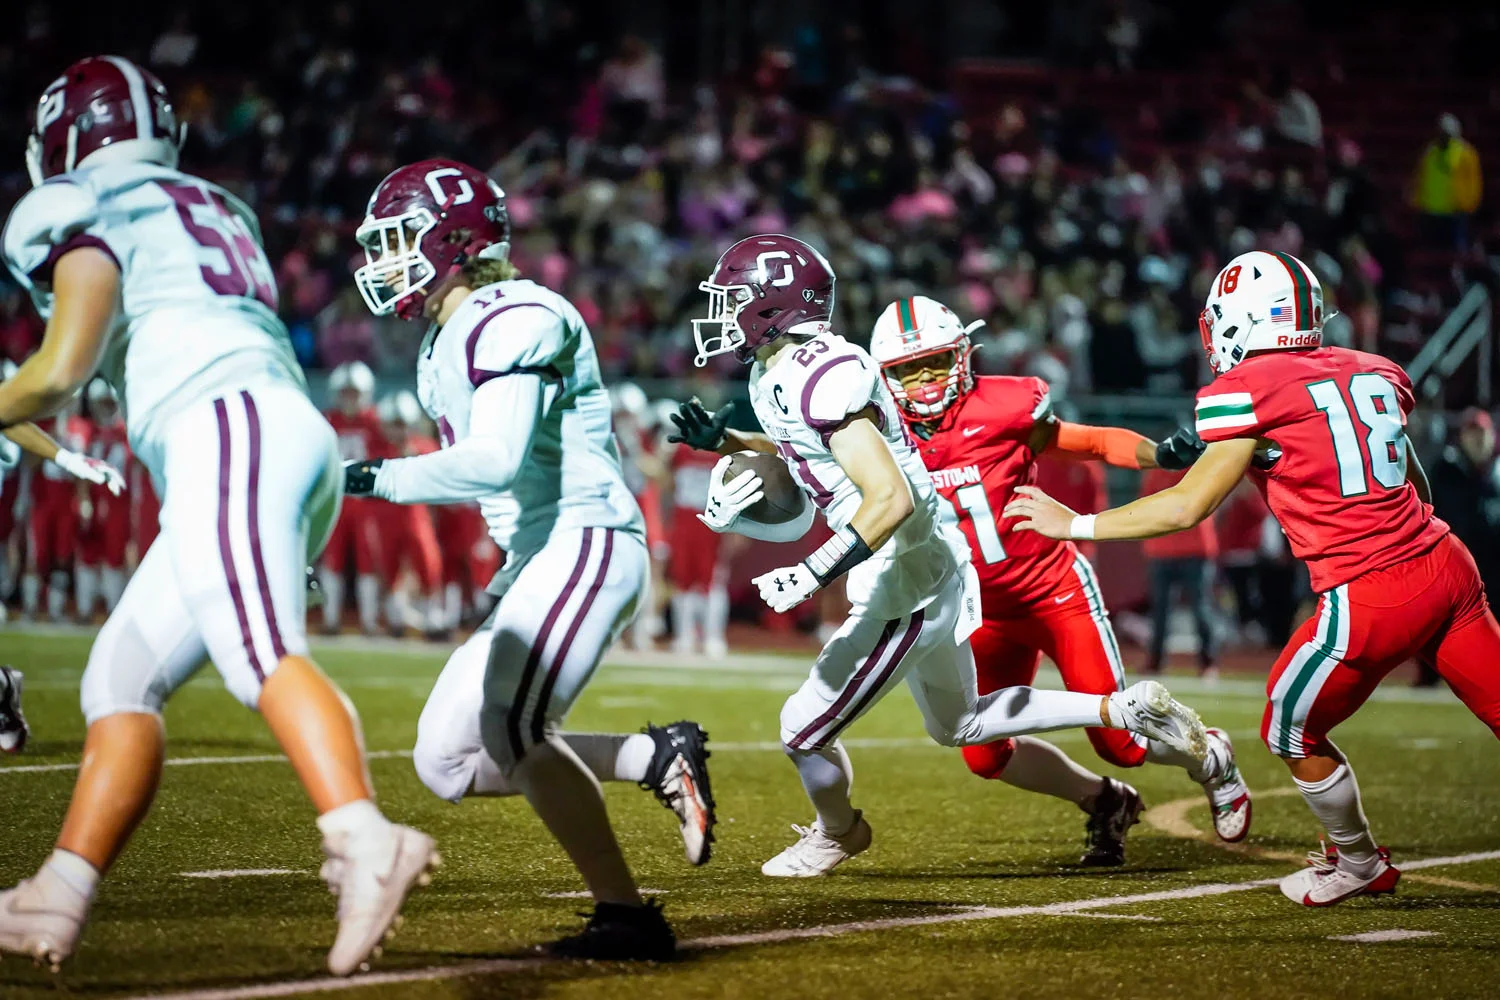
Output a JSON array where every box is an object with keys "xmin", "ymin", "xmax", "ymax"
[
  {"xmin": 756, "ymin": 250, "xmax": 795, "ymax": 287},
  {"xmin": 424, "ymin": 167, "xmax": 474, "ymax": 207}
]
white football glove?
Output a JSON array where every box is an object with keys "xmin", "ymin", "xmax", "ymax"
[
  {"xmin": 752, "ymin": 563, "xmax": 821, "ymax": 613},
  {"xmin": 0, "ymin": 435, "xmax": 19, "ymax": 473},
  {"xmin": 698, "ymin": 456, "xmax": 765, "ymax": 533},
  {"xmin": 54, "ymin": 448, "xmax": 125, "ymax": 496}
]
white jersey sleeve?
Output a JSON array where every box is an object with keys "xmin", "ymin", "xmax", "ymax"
[
  {"xmin": 2, "ymin": 180, "xmax": 112, "ymax": 296},
  {"xmin": 469, "ymin": 301, "xmax": 572, "ymax": 383},
  {"xmin": 801, "ymin": 352, "xmax": 881, "ymax": 435}
]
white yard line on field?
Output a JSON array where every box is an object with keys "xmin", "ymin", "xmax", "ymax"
[
  {"xmin": 111, "ymin": 850, "xmax": 1500, "ymax": 1000},
  {"xmin": 179, "ymin": 870, "xmax": 300, "ymax": 879},
  {"xmin": 1329, "ymin": 929, "xmax": 1440, "ymax": 943}
]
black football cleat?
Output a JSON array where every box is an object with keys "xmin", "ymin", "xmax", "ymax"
[
  {"xmin": 642, "ymin": 721, "xmax": 717, "ymax": 865},
  {"xmin": 542, "ymin": 900, "xmax": 676, "ymax": 961},
  {"xmin": 0, "ymin": 666, "xmax": 28, "ymax": 753},
  {"xmin": 1080, "ymin": 777, "xmax": 1143, "ymax": 867}
]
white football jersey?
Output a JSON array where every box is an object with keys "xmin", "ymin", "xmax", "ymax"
[
  {"xmin": 415, "ymin": 279, "xmax": 644, "ymax": 563},
  {"xmin": 748, "ymin": 330, "xmax": 969, "ymax": 618},
  {"xmin": 2, "ymin": 162, "xmax": 304, "ymax": 474}
]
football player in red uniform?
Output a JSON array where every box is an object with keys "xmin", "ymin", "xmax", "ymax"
[
  {"xmin": 75, "ymin": 380, "xmax": 132, "ymax": 620},
  {"xmin": 1008, "ymin": 250, "xmax": 1500, "ymax": 905},
  {"xmin": 321, "ymin": 361, "xmax": 385, "ymax": 634},
  {"xmin": 665, "ymin": 441, "xmax": 730, "ymax": 657},
  {"xmin": 375, "ymin": 391, "xmax": 444, "ymax": 636},
  {"xmin": 872, "ymin": 295, "xmax": 1250, "ymax": 865}
]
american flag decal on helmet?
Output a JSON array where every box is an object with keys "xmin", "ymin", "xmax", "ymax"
[{"xmin": 1269, "ymin": 304, "xmax": 1294, "ymax": 324}]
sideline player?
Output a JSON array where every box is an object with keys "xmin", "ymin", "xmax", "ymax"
[
  {"xmin": 664, "ymin": 439, "xmax": 731, "ymax": 657},
  {"xmin": 0, "ymin": 57, "xmax": 435, "ymax": 973},
  {"xmin": 1007, "ymin": 250, "xmax": 1500, "ymax": 905},
  {"xmin": 374, "ymin": 390, "xmax": 444, "ymax": 636},
  {"xmin": 75, "ymin": 380, "xmax": 132, "ymax": 619},
  {"xmin": 344, "ymin": 159, "xmax": 714, "ymax": 959},
  {"xmin": 673, "ymin": 233, "xmax": 1209, "ymax": 877},
  {"xmin": 870, "ymin": 295, "xmax": 1250, "ymax": 865},
  {"xmin": 321, "ymin": 361, "xmax": 385, "ymax": 634}
]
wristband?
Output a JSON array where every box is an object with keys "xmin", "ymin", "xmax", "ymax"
[
  {"xmin": 1070, "ymin": 514, "xmax": 1097, "ymax": 540},
  {"xmin": 803, "ymin": 525, "xmax": 874, "ymax": 586}
]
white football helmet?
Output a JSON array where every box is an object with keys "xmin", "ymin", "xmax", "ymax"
[
  {"xmin": 869, "ymin": 295, "xmax": 984, "ymax": 423},
  {"xmin": 1200, "ymin": 251, "xmax": 1324, "ymax": 374},
  {"xmin": 377, "ymin": 390, "xmax": 422, "ymax": 427},
  {"xmin": 329, "ymin": 361, "xmax": 376, "ymax": 402}
]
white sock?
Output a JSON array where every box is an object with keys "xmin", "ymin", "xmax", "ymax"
[
  {"xmin": 422, "ymin": 595, "xmax": 446, "ymax": 632},
  {"xmin": 565, "ymin": 732, "xmax": 656, "ymax": 783},
  {"xmin": 320, "ymin": 568, "xmax": 343, "ymax": 630},
  {"xmin": 999, "ymin": 736, "xmax": 1105, "ymax": 808},
  {"xmin": 47, "ymin": 571, "xmax": 68, "ymax": 620},
  {"xmin": 443, "ymin": 582, "xmax": 463, "ymax": 630},
  {"xmin": 44, "ymin": 849, "xmax": 100, "ymax": 903},
  {"xmin": 967, "ymin": 687, "xmax": 1109, "ymax": 741},
  {"xmin": 790, "ymin": 741, "xmax": 858, "ymax": 837},
  {"xmin": 356, "ymin": 575, "xmax": 381, "ymax": 633},
  {"xmin": 1294, "ymin": 762, "xmax": 1379, "ymax": 874},
  {"xmin": 74, "ymin": 565, "xmax": 99, "ymax": 620},
  {"xmin": 316, "ymin": 798, "xmax": 392, "ymax": 849},
  {"xmin": 1145, "ymin": 734, "xmax": 1220, "ymax": 784},
  {"xmin": 671, "ymin": 593, "xmax": 696, "ymax": 650},
  {"xmin": 20, "ymin": 573, "xmax": 39, "ymax": 616},
  {"xmin": 101, "ymin": 567, "xmax": 125, "ymax": 610},
  {"xmin": 705, "ymin": 584, "xmax": 729, "ymax": 649}
]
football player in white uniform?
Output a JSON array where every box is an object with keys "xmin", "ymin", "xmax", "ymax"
[
  {"xmin": 343, "ymin": 159, "xmax": 714, "ymax": 960},
  {"xmin": 673, "ymin": 234, "xmax": 1210, "ymax": 876},
  {"xmin": 0, "ymin": 57, "xmax": 436, "ymax": 975}
]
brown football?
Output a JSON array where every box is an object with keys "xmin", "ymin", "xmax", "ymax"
[{"xmin": 724, "ymin": 451, "xmax": 806, "ymax": 524}]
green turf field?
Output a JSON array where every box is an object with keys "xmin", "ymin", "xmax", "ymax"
[{"xmin": 2, "ymin": 631, "xmax": 1498, "ymax": 999}]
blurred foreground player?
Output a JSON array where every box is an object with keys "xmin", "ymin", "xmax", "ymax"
[
  {"xmin": 871, "ymin": 295, "xmax": 1249, "ymax": 866},
  {"xmin": 1008, "ymin": 250, "xmax": 1500, "ymax": 906},
  {"xmin": 676, "ymin": 234, "xmax": 1211, "ymax": 877},
  {"xmin": 346, "ymin": 158, "xmax": 715, "ymax": 958},
  {"xmin": 0, "ymin": 57, "xmax": 435, "ymax": 973}
]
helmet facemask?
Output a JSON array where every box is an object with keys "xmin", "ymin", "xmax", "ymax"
[
  {"xmin": 691, "ymin": 280, "xmax": 754, "ymax": 367},
  {"xmin": 880, "ymin": 343, "xmax": 972, "ymax": 423},
  {"xmin": 354, "ymin": 208, "xmax": 438, "ymax": 317}
]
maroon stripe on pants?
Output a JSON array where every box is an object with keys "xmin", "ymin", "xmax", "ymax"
[
  {"xmin": 788, "ymin": 616, "xmax": 903, "ymax": 750},
  {"xmin": 240, "ymin": 392, "xmax": 286, "ymax": 660},
  {"xmin": 530, "ymin": 529, "xmax": 615, "ymax": 743},
  {"xmin": 214, "ymin": 398, "xmax": 263, "ymax": 681},
  {"xmin": 814, "ymin": 608, "xmax": 925, "ymax": 748},
  {"xmin": 506, "ymin": 530, "xmax": 594, "ymax": 760}
]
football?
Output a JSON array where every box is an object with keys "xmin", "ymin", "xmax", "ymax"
[{"xmin": 724, "ymin": 450, "xmax": 806, "ymax": 524}]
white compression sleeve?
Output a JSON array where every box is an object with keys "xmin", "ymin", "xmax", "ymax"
[
  {"xmin": 374, "ymin": 374, "xmax": 557, "ymax": 504},
  {"xmin": 734, "ymin": 499, "xmax": 814, "ymax": 542}
]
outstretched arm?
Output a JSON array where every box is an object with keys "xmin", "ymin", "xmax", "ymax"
[
  {"xmin": 0, "ymin": 248, "xmax": 118, "ymax": 430},
  {"xmin": 1406, "ymin": 441, "xmax": 1432, "ymax": 505},
  {"xmin": 1005, "ymin": 438, "xmax": 1257, "ymax": 541},
  {"xmin": 831, "ymin": 409, "xmax": 915, "ymax": 551},
  {"xmin": 668, "ymin": 398, "xmax": 777, "ymax": 456},
  {"xmin": 1030, "ymin": 416, "xmax": 1204, "ymax": 471}
]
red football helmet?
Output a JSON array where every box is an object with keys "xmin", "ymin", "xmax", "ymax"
[
  {"xmin": 354, "ymin": 159, "xmax": 510, "ymax": 320},
  {"xmin": 693, "ymin": 234, "xmax": 835, "ymax": 366},
  {"xmin": 26, "ymin": 56, "xmax": 185, "ymax": 186}
]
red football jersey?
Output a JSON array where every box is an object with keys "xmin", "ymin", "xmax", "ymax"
[
  {"xmin": 915, "ymin": 375, "xmax": 1079, "ymax": 614},
  {"xmin": 85, "ymin": 419, "xmax": 131, "ymax": 495},
  {"xmin": 1193, "ymin": 347, "xmax": 1449, "ymax": 592},
  {"xmin": 669, "ymin": 443, "xmax": 720, "ymax": 512},
  {"xmin": 326, "ymin": 407, "xmax": 389, "ymax": 462}
]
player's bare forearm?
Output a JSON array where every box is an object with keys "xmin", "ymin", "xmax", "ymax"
[
  {"xmin": 1406, "ymin": 443, "xmax": 1432, "ymax": 505},
  {"xmin": 830, "ymin": 411, "xmax": 914, "ymax": 551},
  {"xmin": 1, "ymin": 422, "xmax": 61, "ymax": 463},
  {"xmin": 0, "ymin": 248, "xmax": 118, "ymax": 428},
  {"xmin": 720, "ymin": 428, "xmax": 778, "ymax": 456}
]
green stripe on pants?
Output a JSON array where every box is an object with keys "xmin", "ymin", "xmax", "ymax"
[{"xmin": 1274, "ymin": 589, "xmax": 1343, "ymax": 755}]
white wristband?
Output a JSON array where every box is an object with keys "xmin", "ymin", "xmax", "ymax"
[{"xmin": 1070, "ymin": 514, "xmax": 1097, "ymax": 540}]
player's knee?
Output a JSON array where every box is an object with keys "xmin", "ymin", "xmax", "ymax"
[
  {"xmin": 962, "ymin": 739, "xmax": 1015, "ymax": 779},
  {"xmin": 80, "ymin": 617, "xmax": 169, "ymax": 723},
  {"xmin": 1088, "ymin": 728, "xmax": 1146, "ymax": 768},
  {"xmin": 923, "ymin": 713, "xmax": 983, "ymax": 748},
  {"xmin": 411, "ymin": 737, "xmax": 474, "ymax": 803},
  {"xmin": 478, "ymin": 705, "xmax": 526, "ymax": 776}
]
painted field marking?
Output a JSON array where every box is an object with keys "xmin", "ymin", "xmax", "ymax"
[
  {"xmin": 109, "ymin": 850, "xmax": 1500, "ymax": 1000},
  {"xmin": 1329, "ymin": 929, "xmax": 1440, "ymax": 943},
  {"xmin": 542, "ymin": 888, "xmax": 667, "ymax": 899},
  {"xmin": 1060, "ymin": 912, "xmax": 1163, "ymax": 922},
  {"xmin": 1141, "ymin": 786, "xmax": 1500, "ymax": 893},
  {"xmin": 179, "ymin": 869, "xmax": 300, "ymax": 880}
]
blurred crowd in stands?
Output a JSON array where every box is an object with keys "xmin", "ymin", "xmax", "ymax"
[{"xmin": 2, "ymin": 1, "xmax": 1498, "ymax": 661}]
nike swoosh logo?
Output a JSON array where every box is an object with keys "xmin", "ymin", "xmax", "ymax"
[
  {"xmin": 963, "ymin": 425, "xmax": 986, "ymax": 437},
  {"xmin": 1054, "ymin": 592, "xmax": 1075, "ymax": 604}
]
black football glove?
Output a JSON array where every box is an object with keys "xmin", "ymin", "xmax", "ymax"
[
  {"xmin": 1154, "ymin": 425, "xmax": 1206, "ymax": 471},
  {"xmin": 343, "ymin": 458, "xmax": 384, "ymax": 497},
  {"xmin": 667, "ymin": 398, "xmax": 733, "ymax": 452}
]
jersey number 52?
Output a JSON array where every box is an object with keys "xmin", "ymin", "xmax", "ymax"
[{"xmin": 1307, "ymin": 373, "xmax": 1408, "ymax": 497}]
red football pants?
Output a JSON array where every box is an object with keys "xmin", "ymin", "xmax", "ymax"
[
  {"xmin": 28, "ymin": 484, "xmax": 78, "ymax": 573},
  {"xmin": 379, "ymin": 503, "xmax": 442, "ymax": 591},
  {"xmin": 667, "ymin": 509, "xmax": 722, "ymax": 592},
  {"xmin": 962, "ymin": 573, "xmax": 1146, "ymax": 778},
  {"xmin": 321, "ymin": 496, "xmax": 382, "ymax": 575},
  {"xmin": 78, "ymin": 492, "xmax": 131, "ymax": 567},
  {"xmin": 1263, "ymin": 532, "xmax": 1500, "ymax": 758}
]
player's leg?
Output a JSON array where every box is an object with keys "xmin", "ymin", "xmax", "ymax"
[
  {"xmin": 0, "ymin": 541, "xmax": 205, "ymax": 966},
  {"xmin": 350, "ymin": 500, "xmax": 383, "ymax": 635},
  {"xmin": 318, "ymin": 512, "xmax": 351, "ymax": 634},
  {"xmin": 1183, "ymin": 556, "xmax": 1219, "ymax": 675},
  {"xmin": 1420, "ymin": 535, "xmax": 1500, "ymax": 739},
  {"xmin": 408, "ymin": 505, "xmax": 447, "ymax": 636},
  {"xmin": 100, "ymin": 502, "xmax": 130, "ymax": 612},
  {"xmin": 175, "ymin": 389, "xmax": 435, "ymax": 974},
  {"xmin": 1144, "ymin": 557, "xmax": 1174, "ymax": 674},
  {"xmin": 703, "ymin": 534, "xmax": 729, "ymax": 659},
  {"xmin": 20, "ymin": 491, "xmax": 50, "ymax": 618}
]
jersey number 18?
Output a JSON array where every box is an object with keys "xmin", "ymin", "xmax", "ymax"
[{"xmin": 1307, "ymin": 373, "xmax": 1408, "ymax": 497}]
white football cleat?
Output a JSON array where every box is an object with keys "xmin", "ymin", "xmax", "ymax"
[
  {"xmin": 320, "ymin": 824, "xmax": 440, "ymax": 976},
  {"xmin": 1108, "ymin": 680, "xmax": 1207, "ymax": 759},
  {"xmin": 1202, "ymin": 728, "xmax": 1252, "ymax": 842},
  {"xmin": 0, "ymin": 868, "xmax": 89, "ymax": 970},
  {"xmin": 1280, "ymin": 842, "xmax": 1400, "ymax": 907},
  {"xmin": 762, "ymin": 812, "xmax": 872, "ymax": 877}
]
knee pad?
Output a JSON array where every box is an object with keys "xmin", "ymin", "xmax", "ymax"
[
  {"xmin": 412, "ymin": 738, "xmax": 475, "ymax": 803},
  {"xmin": 962, "ymin": 739, "xmax": 1016, "ymax": 779},
  {"xmin": 80, "ymin": 616, "xmax": 172, "ymax": 724},
  {"xmin": 1088, "ymin": 727, "xmax": 1147, "ymax": 768}
]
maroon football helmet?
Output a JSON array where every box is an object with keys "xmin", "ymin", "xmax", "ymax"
[
  {"xmin": 26, "ymin": 56, "xmax": 185, "ymax": 186},
  {"xmin": 354, "ymin": 159, "xmax": 510, "ymax": 320},
  {"xmin": 693, "ymin": 234, "xmax": 836, "ymax": 366}
]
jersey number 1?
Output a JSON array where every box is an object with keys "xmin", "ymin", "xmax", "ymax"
[
  {"xmin": 1307, "ymin": 374, "xmax": 1408, "ymax": 497},
  {"xmin": 949, "ymin": 484, "xmax": 1006, "ymax": 564}
]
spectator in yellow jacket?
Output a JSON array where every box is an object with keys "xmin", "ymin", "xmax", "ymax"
[{"xmin": 1412, "ymin": 112, "xmax": 1482, "ymax": 249}]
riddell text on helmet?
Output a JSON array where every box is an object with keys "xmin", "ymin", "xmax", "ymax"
[{"xmin": 1276, "ymin": 333, "xmax": 1321, "ymax": 347}]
